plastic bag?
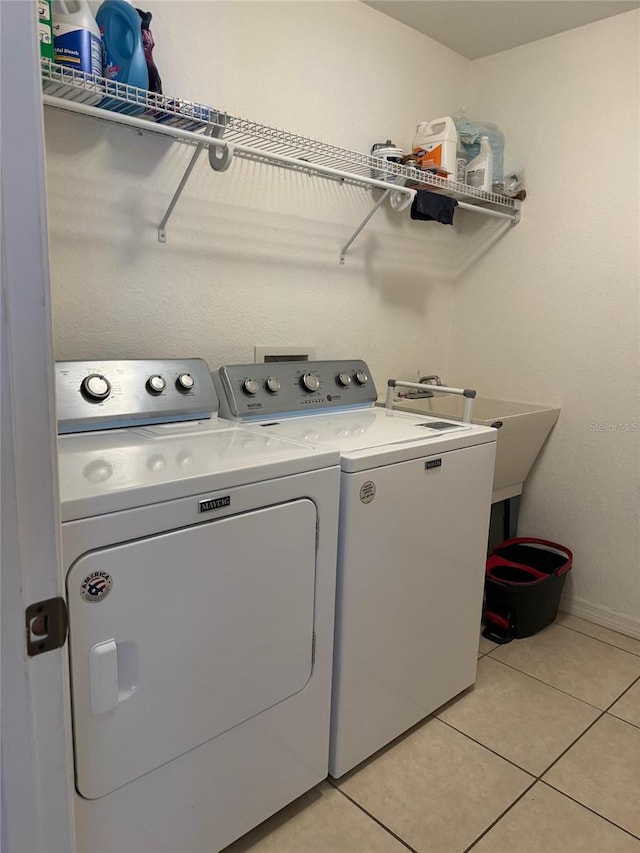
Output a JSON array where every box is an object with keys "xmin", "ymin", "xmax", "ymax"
[
  {"xmin": 453, "ymin": 109, "xmax": 505, "ymax": 181},
  {"xmin": 493, "ymin": 169, "xmax": 526, "ymax": 200}
]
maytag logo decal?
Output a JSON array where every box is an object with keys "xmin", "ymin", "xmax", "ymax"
[
  {"xmin": 199, "ymin": 495, "xmax": 231, "ymax": 513},
  {"xmin": 425, "ymin": 458, "xmax": 442, "ymax": 470},
  {"xmin": 80, "ymin": 571, "xmax": 113, "ymax": 603}
]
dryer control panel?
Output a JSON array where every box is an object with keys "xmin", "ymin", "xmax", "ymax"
[
  {"xmin": 56, "ymin": 359, "xmax": 218, "ymax": 433},
  {"xmin": 215, "ymin": 360, "xmax": 377, "ymax": 420}
]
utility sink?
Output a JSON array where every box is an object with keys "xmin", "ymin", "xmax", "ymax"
[{"xmin": 387, "ymin": 394, "xmax": 560, "ymax": 503}]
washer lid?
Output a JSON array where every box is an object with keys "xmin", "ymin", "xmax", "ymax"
[
  {"xmin": 244, "ymin": 408, "xmax": 496, "ymax": 472},
  {"xmin": 58, "ymin": 422, "xmax": 338, "ymax": 521}
]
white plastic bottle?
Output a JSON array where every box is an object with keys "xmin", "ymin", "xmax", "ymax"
[
  {"xmin": 412, "ymin": 116, "xmax": 458, "ymax": 178},
  {"xmin": 465, "ymin": 135, "xmax": 493, "ymax": 192},
  {"xmin": 52, "ymin": 0, "xmax": 103, "ymax": 78}
]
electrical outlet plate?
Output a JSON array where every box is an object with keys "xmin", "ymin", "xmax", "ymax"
[{"xmin": 254, "ymin": 345, "xmax": 316, "ymax": 363}]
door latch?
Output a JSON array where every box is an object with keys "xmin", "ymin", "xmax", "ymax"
[{"xmin": 25, "ymin": 597, "xmax": 68, "ymax": 656}]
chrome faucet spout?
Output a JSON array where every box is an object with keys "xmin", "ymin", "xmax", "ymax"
[{"xmin": 418, "ymin": 375, "xmax": 443, "ymax": 386}]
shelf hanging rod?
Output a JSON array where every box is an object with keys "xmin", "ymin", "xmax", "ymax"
[
  {"xmin": 457, "ymin": 200, "xmax": 519, "ymax": 223},
  {"xmin": 42, "ymin": 95, "xmax": 418, "ymax": 198}
]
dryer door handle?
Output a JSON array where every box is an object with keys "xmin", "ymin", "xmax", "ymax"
[{"xmin": 89, "ymin": 639, "xmax": 119, "ymax": 715}]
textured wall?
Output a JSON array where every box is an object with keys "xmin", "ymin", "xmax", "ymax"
[
  {"xmin": 46, "ymin": 1, "xmax": 472, "ymax": 388},
  {"xmin": 46, "ymin": 3, "xmax": 639, "ymax": 631},
  {"xmin": 448, "ymin": 12, "xmax": 640, "ymax": 630}
]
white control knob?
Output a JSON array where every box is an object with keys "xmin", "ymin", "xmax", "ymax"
[
  {"xmin": 301, "ymin": 372, "xmax": 320, "ymax": 393},
  {"xmin": 243, "ymin": 378, "xmax": 259, "ymax": 395},
  {"xmin": 146, "ymin": 375, "xmax": 166, "ymax": 394},
  {"xmin": 266, "ymin": 376, "xmax": 281, "ymax": 393},
  {"xmin": 83, "ymin": 459, "xmax": 113, "ymax": 483},
  {"xmin": 354, "ymin": 370, "xmax": 369, "ymax": 386},
  {"xmin": 176, "ymin": 373, "xmax": 195, "ymax": 392},
  {"xmin": 81, "ymin": 373, "xmax": 111, "ymax": 402},
  {"xmin": 337, "ymin": 372, "xmax": 351, "ymax": 387},
  {"xmin": 147, "ymin": 454, "xmax": 166, "ymax": 472}
]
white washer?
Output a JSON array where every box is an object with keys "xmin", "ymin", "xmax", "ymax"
[
  {"xmin": 55, "ymin": 359, "xmax": 340, "ymax": 852},
  {"xmin": 215, "ymin": 360, "xmax": 497, "ymax": 778}
]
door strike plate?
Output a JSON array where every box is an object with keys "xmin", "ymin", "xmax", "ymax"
[{"xmin": 25, "ymin": 597, "xmax": 68, "ymax": 656}]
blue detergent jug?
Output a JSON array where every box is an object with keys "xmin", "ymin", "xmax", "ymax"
[{"xmin": 96, "ymin": 0, "xmax": 148, "ymax": 91}]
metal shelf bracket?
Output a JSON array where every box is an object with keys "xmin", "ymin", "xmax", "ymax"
[
  {"xmin": 159, "ymin": 123, "xmax": 232, "ymax": 243},
  {"xmin": 340, "ymin": 185, "xmax": 417, "ymax": 264},
  {"xmin": 158, "ymin": 140, "xmax": 207, "ymax": 243}
]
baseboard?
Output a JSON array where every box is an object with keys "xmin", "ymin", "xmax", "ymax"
[{"xmin": 560, "ymin": 594, "xmax": 640, "ymax": 641}]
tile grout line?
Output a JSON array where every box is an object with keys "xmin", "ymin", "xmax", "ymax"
[
  {"xmin": 454, "ymin": 667, "xmax": 640, "ymax": 850},
  {"xmin": 538, "ymin": 780, "xmax": 640, "ymax": 842},
  {"xmin": 607, "ymin": 709, "xmax": 640, "ymax": 730},
  {"xmin": 327, "ymin": 780, "xmax": 420, "ymax": 853},
  {"xmin": 537, "ymin": 699, "xmax": 640, "ymax": 835},
  {"xmin": 491, "ymin": 672, "xmax": 640, "ymax": 845},
  {"xmin": 556, "ymin": 618, "xmax": 640, "ymax": 657},
  {"xmin": 482, "ymin": 652, "xmax": 632, "ymax": 711},
  {"xmin": 605, "ymin": 673, "xmax": 640, "ymax": 727},
  {"xmin": 459, "ymin": 703, "xmax": 625, "ymax": 852},
  {"xmin": 462, "ymin": 778, "xmax": 538, "ymax": 853},
  {"xmin": 539, "ymin": 673, "xmax": 640, "ymax": 779},
  {"xmin": 330, "ymin": 689, "xmax": 639, "ymax": 853},
  {"xmin": 324, "ymin": 656, "xmax": 640, "ymax": 853},
  {"xmin": 436, "ymin": 716, "xmax": 540, "ymax": 778}
]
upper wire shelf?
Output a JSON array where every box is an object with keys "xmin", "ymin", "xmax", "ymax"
[
  {"xmin": 41, "ymin": 60, "xmax": 521, "ymax": 259},
  {"xmin": 41, "ymin": 62, "xmax": 519, "ymax": 209}
]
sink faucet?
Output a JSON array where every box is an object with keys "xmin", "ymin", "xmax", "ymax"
[{"xmin": 402, "ymin": 375, "xmax": 443, "ymax": 399}]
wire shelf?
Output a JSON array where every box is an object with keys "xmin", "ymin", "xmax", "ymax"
[{"xmin": 41, "ymin": 60, "xmax": 519, "ymax": 214}]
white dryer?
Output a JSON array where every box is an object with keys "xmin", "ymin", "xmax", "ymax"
[
  {"xmin": 215, "ymin": 360, "xmax": 497, "ymax": 779},
  {"xmin": 55, "ymin": 359, "xmax": 340, "ymax": 852}
]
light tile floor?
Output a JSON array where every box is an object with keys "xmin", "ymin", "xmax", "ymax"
[{"xmin": 225, "ymin": 614, "xmax": 640, "ymax": 853}]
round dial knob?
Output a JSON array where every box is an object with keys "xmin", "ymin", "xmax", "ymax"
[
  {"xmin": 147, "ymin": 454, "xmax": 166, "ymax": 472},
  {"xmin": 146, "ymin": 375, "xmax": 166, "ymax": 394},
  {"xmin": 266, "ymin": 376, "xmax": 281, "ymax": 393},
  {"xmin": 81, "ymin": 373, "xmax": 111, "ymax": 402},
  {"xmin": 83, "ymin": 459, "xmax": 113, "ymax": 484},
  {"xmin": 337, "ymin": 372, "xmax": 351, "ymax": 387},
  {"xmin": 176, "ymin": 373, "xmax": 194, "ymax": 392},
  {"xmin": 243, "ymin": 378, "xmax": 259, "ymax": 395},
  {"xmin": 354, "ymin": 370, "xmax": 369, "ymax": 386},
  {"xmin": 301, "ymin": 372, "xmax": 320, "ymax": 393}
]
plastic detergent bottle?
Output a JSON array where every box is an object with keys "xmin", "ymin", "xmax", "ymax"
[
  {"xmin": 465, "ymin": 136, "xmax": 493, "ymax": 192},
  {"xmin": 95, "ymin": 0, "xmax": 148, "ymax": 90},
  {"xmin": 52, "ymin": 0, "xmax": 103, "ymax": 77},
  {"xmin": 412, "ymin": 116, "xmax": 458, "ymax": 178}
]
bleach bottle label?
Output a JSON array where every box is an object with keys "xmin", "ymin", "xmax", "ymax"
[{"xmin": 54, "ymin": 22, "xmax": 102, "ymax": 76}]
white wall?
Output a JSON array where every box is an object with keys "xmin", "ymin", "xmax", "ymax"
[
  {"xmin": 46, "ymin": 1, "xmax": 472, "ymax": 386},
  {"xmin": 46, "ymin": 3, "xmax": 639, "ymax": 633},
  {"xmin": 449, "ymin": 11, "xmax": 640, "ymax": 632}
]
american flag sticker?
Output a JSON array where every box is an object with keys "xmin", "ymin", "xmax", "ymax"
[{"xmin": 80, "ymin": 571, "xmax": 113, "ymax": 603}]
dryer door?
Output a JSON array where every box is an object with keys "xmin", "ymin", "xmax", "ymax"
[{"xmin": 67, "ymin": 499, "xmax": 317, "ymax": 800}]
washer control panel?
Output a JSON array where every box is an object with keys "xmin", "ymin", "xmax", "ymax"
[
  {"xmin": 215, "ymin": 360, "xmax": 377, "ymax": 419},
  {"xmin": 56, "ymin": 359, "xmax": 218, "ymax": 433}
]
